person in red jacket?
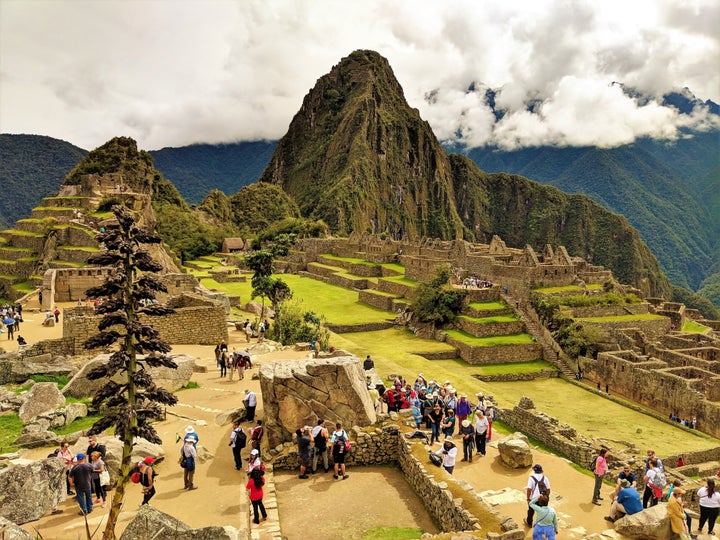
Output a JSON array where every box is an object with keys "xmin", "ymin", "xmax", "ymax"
[{"xmin": 245, "ymin": 468, "xmax": 267, "ymax": 524}]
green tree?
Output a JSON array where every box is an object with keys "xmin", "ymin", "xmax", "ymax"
[
  {"xmin": 244, "ymin": 238, "xmax": 292, "ymax": 322},
  {"xmin": 82, "ymin": 205, "xmax": 178, "ymax": 540},
  {"xmin": 411, "ymin": 265, "xmax": 466, "ymax": 326}
]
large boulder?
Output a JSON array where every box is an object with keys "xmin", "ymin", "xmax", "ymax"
[
  {"xmin": 260, "ymin": 356, "xmax": 376, "ymax": 448},
  {"xmin": 72, "ymin": 436, "xmax": 165, "ymax": 483},
  {"xmin": 497, "ymin": 432, "xmax": 534, "ymax": 469},
  {"xmin": 0, "ymin": 517, "xmax": 34, "ymax": 540},
  {"xmin": 12, "ymin": 424, "xmax": 63, "ymax": 449},
  {"xmin": 215, "ymin": 407, "xmax": 247, "ymax": 426},
  {"xmin": 63, "ymin": 353, "xmax": 196, "ymax": 398},
  {"xmin": 613, "ymin": 504, "xmax": 672, "ymax": 540},
  {"xmin": 0, "ymin": 458, "xmax": 65, "ymax": 524},
  {"xmin": 119, "ymin": 504, "xmax": 241, "ymax": 540},
  {"xmin": 17, "ymin": 383, "xmax": 66, "ymax": 423}
]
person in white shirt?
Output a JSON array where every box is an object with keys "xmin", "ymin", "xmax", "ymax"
[
  {"xmin": 244, "ymin": 389, "xmax": 257, "ymax": 422},
  {"xmin": 474, "ymin": 410, "xmax": 489, "ymax": 456},
  {"xmin": 525, "ymin": 464, "xmax": 551, "ymax": 527},
  {"xmin": 434, "ymin": 436, "xmax": 458, "ymax": 474},
  {"xmin": 697, "ymin": 478, "xmax": 720, "ymax": 536}
]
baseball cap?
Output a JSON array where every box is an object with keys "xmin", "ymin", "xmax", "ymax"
[
  {"xmin": 250, "ymin": 449, "xmax": 259, "ymax": 455},
  {"xmin": 143, "ymin": 456, "xmax": 156, "ymax": 465},
  {"xmin": 76, "ymin": 453, "xmax": 85, "ymax": 460},
  {"xmin": 533, "ymin": 464, "xmax": 543, "ymax": 473}
]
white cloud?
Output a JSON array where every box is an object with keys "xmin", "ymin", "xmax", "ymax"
[{"xmin": 0, "ymin": 0, "xmax": 718, "ymax": 151}]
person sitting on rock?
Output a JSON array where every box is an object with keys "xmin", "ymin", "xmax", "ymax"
[{"xmin": 605, "ymin": 479, "xmax": 642, "ymax": 522}]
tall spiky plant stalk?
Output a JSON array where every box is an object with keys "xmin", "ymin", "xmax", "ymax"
[{"xmin": 83, "ymin": 205, "xmax": 178, "ymax": 540}]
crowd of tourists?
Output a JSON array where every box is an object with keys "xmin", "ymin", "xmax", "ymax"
[
  {"xmin": 461, "ymin": 275, "xmax": 494, "ymax": 289},
  {"xmin": 0, "ymin": 302, "xmax": 25, "ymax": 344}
]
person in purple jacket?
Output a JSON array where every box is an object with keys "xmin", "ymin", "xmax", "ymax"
[{"xmin": 455, "ymin": 394, "xmax": 472, "ymax": 423}]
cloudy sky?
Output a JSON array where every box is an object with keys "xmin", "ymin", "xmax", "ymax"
[{"xmin": 1, "ymin": 0, "xmax": 718, "ymax": 151}]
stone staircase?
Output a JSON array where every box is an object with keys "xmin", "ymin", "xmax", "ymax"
[{"xmin": 504, "ymin": 292, "xmax": 576, "ymax": 378}]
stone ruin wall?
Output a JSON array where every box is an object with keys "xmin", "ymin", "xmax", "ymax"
[
  {"xmin": 46, "ymin": 268, "xmax": 198, "ymax": 308},
  {"xmin": 497, "ymin": 400, "xmax": 597, "ymax": 468},
  {"xmin": 47, "ymin": 267, "xmax": 114, "ymax": 306},
  {"xmin": 583, "ymin": 350, "xmax": 720, "ymax": 438},
  {"xmin": 295, "ymin": 235, "xmax": 602, "ymax": 302},
  {"xmin": 583, "ymin": 318, "xmax": 671, "ymax": 343},
  {"xmin": 63, "ymin": 293, "xmax": 228, "ymax": 352},
  {"xmin": 271, "ymin": 423, "xmax": 522, "ymax": 538}
]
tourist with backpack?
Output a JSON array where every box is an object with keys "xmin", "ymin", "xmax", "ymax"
[
  {"xmin": 643, "ymin": 457, "xmax": 662, "ymax": 508},
  {"xmin": 525, "ymin": 464, "xmax": 551, "ymax": 527},
  {"xmin": 230, "ymin": 421, "xmax": 247, "ymax": 470},
  {"xmin": 592, "ymin": 449, "xmax": 608, "ymax": 505}
]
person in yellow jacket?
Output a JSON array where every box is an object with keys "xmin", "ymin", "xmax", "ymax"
[{"xmin": 667, "ymin": 487, "xmax": 692, "ymax": 540}]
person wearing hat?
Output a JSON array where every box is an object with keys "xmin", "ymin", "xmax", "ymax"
[
  {"xmin": 605, "ymin": 478, "xmax": 642, "ymax": 522},
  {"xmin": 138, "ymin": 457, "xmax": 156, "ymax": 505},
  {"xmin": 474, "ymin": 409, "xmax": 489, "ymax": 457},
  {"xmin": 667, "ymin": 485, "xmax": 691, "ymax": 538},
  {"xmin": 459, "ymin": 419, "xmax": 475, "ymax": 462},
  {"xmin": 433, "ymin": 436, "xmax": 458, "ymax": 474},
  {"xmin": 456, "ymin": 394, "xmax": 471, "ymax": 423},
  {"xmin": 525, "ymin": 464, "xmax": 551, "ymax": 527},
  {"xmin": 247, "ymin": 448, "xmax": 262, "ymax": 475},
  {"xmin": 184, "ymin": 425, "xmax": 199, "ymax": 447},
  {"xmin": 69, "ymin": 453, "xmax": 94, "ymax": 515},
  {"xmin": 181, "ymin": 438, "xmax": 198, "ymax": 490}
]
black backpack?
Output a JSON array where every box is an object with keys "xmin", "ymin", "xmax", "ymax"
[
  {"xmin": 235, "ymin": 428, "xmax": 247, "ymax": 449},
  {"xmin": 533, "ymin": 475, "xmax": 550, "ymax": 497}
]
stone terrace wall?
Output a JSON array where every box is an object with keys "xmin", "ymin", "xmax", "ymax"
[
  {"xmin": 445, "ymin": 339, "xmax": 543, "ymax": 364},
  {"xmin": 570, "ymin": 304, "xmax": 650, "ymax": 318},
  {"xmin": 63, "ymin": 294, "xmax": 227, "ymax": 351},
  {"xmin": 456, "ymin": 319, "xmax": 526, "ymax": 338},
  {"xmin": 582, "ymin": 317, "xmax": 670, "ymax": 342}
]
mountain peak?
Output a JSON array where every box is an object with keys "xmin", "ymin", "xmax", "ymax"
[{"xmin": 259, "ymin": 50, "xmax": 466, "ymax": 240}]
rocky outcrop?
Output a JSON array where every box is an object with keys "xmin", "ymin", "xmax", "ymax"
[
  {"xmin": 259, "ymin": 356, "xmax": 376, "ymax": 448},
  {"xmin": 0, "ymin": 386, "xmax": 24, "ymax": 412},
  {"xmin": 0, "ymin": 458, "xmax": 65, "ymax": 524},
  {"xmin": 613, "ymin": 504, "xmax": 672, "ymax": 539},
  {"xmin": 17, "ymin": 382, "xmax": 66, "ymax": 423},
  {"xmin": 12, "ymin": 425, "xmax": 63, "ymax": 449},
  {"xmin": 0, "ymin": 352, "xmax": 77, "ymax": 385},
  {"xmin": 63, "ymin": 353, "xmax": 195, "ymax": 398},
  {"xmin": 497, "ymin": 432, "xmax": 533, "ymax": 469},
  {"xmin": 119, "ymin": 504, "xmax": 241, "ymax": 540},
  {"xmin": 0, "ymin": 517, "xmax": 33, "ymax": 540},
  {"xmin": 72, "ymin": 436, "xmax": 165, "ymax": 482}
]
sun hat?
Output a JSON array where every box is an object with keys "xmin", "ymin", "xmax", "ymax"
[
  {"xmin": 444, "ymin": 436, "xmax": 453, "ymax": 442},
  {"xmin": 533, "ymin": 464, "xmax": 543, "ymax": 473},
  {"xmin": 184, "ymin": 425, "xmax": 195, "ymax": 434},
  {"xmin": 250, "ymin": 449, "xmax": 259, "ymax": 455},
  {"xmin": 461, "ymin": 420, "xmax": 470, "ymax": 428}
]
